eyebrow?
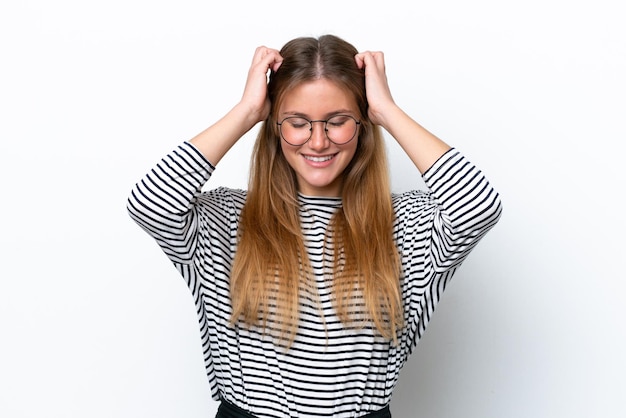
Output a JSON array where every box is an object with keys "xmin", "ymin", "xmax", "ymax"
[{"xmin": 280, "ymin": 109, "xmax": 357, "ymax": 119}]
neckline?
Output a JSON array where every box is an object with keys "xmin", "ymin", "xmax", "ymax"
[{"xmin": 297, "ymin": 192, "xmax": 343, "ymax": 208}]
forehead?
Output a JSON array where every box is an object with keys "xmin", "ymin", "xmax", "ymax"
[{"xmin": 278, "ymin": 78, "xmax": 358, "ymax": 116}]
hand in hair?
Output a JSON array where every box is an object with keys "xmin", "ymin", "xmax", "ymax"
[
  {"xmin": 354, "ymin": 51, "xmax": 397, "ymax": 128},
  {"xmin": 355, "ymin": 50, "xmax": 450, "ymax": 173},
  {"xmin": 241, "ymin": 46, "xmax": 284, "ymax": 124},
  {"xmin": 189, "ymin": 47, "xmax": 282, "ymax": 165}
]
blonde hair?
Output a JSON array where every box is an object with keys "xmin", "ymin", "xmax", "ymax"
[{"xmin": 230, "ymin": 35, "xmax": 402, "ymax": 345}]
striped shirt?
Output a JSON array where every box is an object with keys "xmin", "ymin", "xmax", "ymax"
[{"xmin": 127, "ymin": 142, "xmax": 502, "ymax": 417}]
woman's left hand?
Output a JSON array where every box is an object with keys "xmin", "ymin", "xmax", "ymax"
[
  {"xmin": 354, "ymin": 51, "xmax": 398, "ymax": 128},
  {"xmin": 356, "ymin": 50, "xmax": 451, "ymax": 173}
]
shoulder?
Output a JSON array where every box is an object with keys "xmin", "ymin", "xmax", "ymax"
[
  {"xmin": 392, "ymin": 190, "xmax": 434, "ymax": 214},
  {"xmin": 197, "ymin": 187, "xmax": 248, "ymax": 214}
]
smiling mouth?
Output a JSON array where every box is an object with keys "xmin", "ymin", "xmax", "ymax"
[{"xmin": 303, "ymin": 154, "xmax": 336, "ymax": 162}]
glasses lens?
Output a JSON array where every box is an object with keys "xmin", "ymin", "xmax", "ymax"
[
  {"xmin": 326, "ymin": 115, "xmax": 357, "ymax": 144},
  {"xmin": 280, "ymin": 117, "xmax": 311, "ymax": 145}
]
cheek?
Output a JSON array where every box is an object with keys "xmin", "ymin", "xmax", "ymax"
[
  {"xmin": 279, "ymin": 141, "xmax": 298, "ymax": 168},
  {"xmin": 345, "ymin": 141, "xmax": 359, "ymax": 162}
]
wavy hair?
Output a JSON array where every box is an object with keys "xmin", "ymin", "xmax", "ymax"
[{"xmin": 229, "ymin": 34, "xmax": 402, "ymax": 345}]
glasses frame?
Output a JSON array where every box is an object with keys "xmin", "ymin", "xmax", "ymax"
[{"xmin": 276, "ymin": 115, "xmax": 361, "ymax": 146}]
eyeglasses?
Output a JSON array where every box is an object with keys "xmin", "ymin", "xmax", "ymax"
[{"xmin": 276, "ymin": 115, "xmax": 361, "ymax": 146}]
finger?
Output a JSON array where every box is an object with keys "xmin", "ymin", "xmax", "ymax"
[
  {"xmin": 355, "ymin": 51, "xmax": 375, "ymax": 69},
  {"xmin": 373, "ymin": 51, "xmax": 386, "ymax": 70},
  {"xmin": 251, "ymin": 46, "xmax": 267, "ymax": 65},
  {"xmin": 253, "ymin": 47, "xmax": 283, "ymax": 73},
  {"xmin": 269, "ymin": 53, "xmax": 283, "ymax": 72},
  {"xmin": 355, "ymin": 51, "xmax": 385, "ymax": 71},
  {"xmin": 354, "ymin": 53, "xmax": 365, "ymax": 69}
]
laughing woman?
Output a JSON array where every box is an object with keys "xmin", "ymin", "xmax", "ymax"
[{"xmin": 127, "ymin": 34, "xmax": 502, "ymax": 418}]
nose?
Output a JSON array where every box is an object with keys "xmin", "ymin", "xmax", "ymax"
[{"xmin": 308, "ymin": 121, "xmax": 329, "ymax": 150}]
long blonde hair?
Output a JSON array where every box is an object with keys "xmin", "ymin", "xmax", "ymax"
[{"xmin": 230, "ymin": 35, "xmax": 402, "ymax": 345}]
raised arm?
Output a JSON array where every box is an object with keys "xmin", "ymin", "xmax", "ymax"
[
  {"xmin": 128, "ymin": 46, "xmax": 283, "ymax": 264},
  {"xmin": 355, "ymin": 51, "xmax": 451, "ymax": 173},
  {"xmin": 190, "ymin": 46, "xmax": 283, "ymax": 165},
  {"xmin": 356, "ymin": 51, "xmax": 502, "ymax": 269}
]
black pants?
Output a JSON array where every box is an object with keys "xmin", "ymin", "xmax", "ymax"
[{"xmin": 216, "ymin": 398, "xmax": 391, "ymax": 418}]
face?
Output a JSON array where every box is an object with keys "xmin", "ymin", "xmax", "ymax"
[{"xmin": 278, "ymin": 79, "xmax": 360, "ymax": 197}]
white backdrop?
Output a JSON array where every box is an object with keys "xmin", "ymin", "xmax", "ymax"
[{"xmin": 1, "ymin": 1, "xmax": 624, "ymax": 417}]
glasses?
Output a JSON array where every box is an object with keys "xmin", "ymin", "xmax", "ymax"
[{"xmin": 276, "ymin": 115, "xmax": 361, "ymax": 146}]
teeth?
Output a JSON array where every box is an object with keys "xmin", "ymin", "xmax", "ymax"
[{"xmin": 304, "ymin": 155, "xmax": 334, "ymax": 162}]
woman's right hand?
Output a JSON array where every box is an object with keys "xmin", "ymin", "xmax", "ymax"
[
  {"xmin": 239, "ymin": 46, "xmax": 283, "ymax": 125},
  {"xmin": 189, "ymin": 47, "xmax": 282, "ymax": 165}
]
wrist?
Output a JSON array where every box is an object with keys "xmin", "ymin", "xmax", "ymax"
[{"xmin": 233, "ymin": 100, "xmax": 269, "ymax": 129}]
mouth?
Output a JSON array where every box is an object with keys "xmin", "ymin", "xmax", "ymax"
[{"xmin": 303, "ymin": 153, "xmax": 337, "ymax": 163}]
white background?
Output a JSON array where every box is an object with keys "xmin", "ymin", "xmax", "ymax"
[{"xmin": 1, "ymin": 1, "xmax": 624, "ymax": 417}]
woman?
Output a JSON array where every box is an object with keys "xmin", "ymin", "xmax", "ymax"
[{"xmin": 128, "ymin": 34, "xmax": 502, "ymax": 418}]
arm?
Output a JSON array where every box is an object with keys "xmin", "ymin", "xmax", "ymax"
[
  {"xmin": 355, "ymin": 51, "xmax": 450, "ymax": 173},
  {"xmin": 127, "ymin": 143, "xmax": 214, "ymax": 264},
  {"xmin": 355, "ymin": 51, "xmax": 501, "ymax": 269},
  {"xmin": 128, "ymin": 46, "xmax": 283, "ymax": 263},
  {"xmin": 190, "ymin": 46, "xmax": 283, "ymax": 165}
]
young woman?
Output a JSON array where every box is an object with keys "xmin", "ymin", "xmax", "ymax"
[{"xmin": 128, "ymin": 34, "xmax": 502, "ymax": 418}]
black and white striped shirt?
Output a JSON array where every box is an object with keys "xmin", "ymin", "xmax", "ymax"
[{"xmin": 127, "ymin": 142, "xmax": 502, "ymax": 417}]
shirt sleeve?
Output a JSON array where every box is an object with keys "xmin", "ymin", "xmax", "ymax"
[
  {"xmin": 394, "ymin": 148, "xmax": 502, "ymax": 355},
  {"xmin": 126, "ymin": 141, "xmax": 215, "ymax": 265},
  {"xmin": 422, "ymin": 148, "xmax": 503, "ymax": 271}
]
